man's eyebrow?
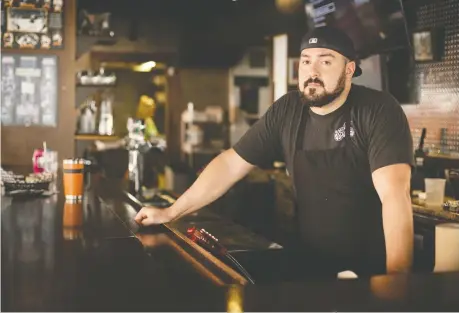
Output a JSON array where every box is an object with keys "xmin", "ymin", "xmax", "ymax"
[
  {"xmin": 319, "ymin": 53, "xmax": 336, "ymax": 58},
  {"xmin": 301, "ymin": 53, "xmax": 336, "ymax": 58}
]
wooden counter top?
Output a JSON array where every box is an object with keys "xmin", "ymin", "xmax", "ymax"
[
  {"xmin": 3, "ymin": 168, "xmax": 459, "ymax": 311},
  {"xmin": 1, "ymin": 172, "xmax": 241, "ymax": 311},
  {"xmin": 411, "ymin": 198, "xmax": 459, "ymax": 223}
]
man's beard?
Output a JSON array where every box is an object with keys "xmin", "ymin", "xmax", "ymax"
[{"xmin": 299, "ymin": 70, "xmax": 346, "ymax": 108}]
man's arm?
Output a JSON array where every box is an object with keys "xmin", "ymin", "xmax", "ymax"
[
  {"xmin": 167, "ymin": 149, "xmax": 254, "ymax": 220},
  {"xmin": 372, "ymin": 163, "xmax": 413, "ymax": 274},
  {"xmin": 364, "ymin": 91, "xmax": 414, "ymax": 273},
  {"xmin": 135, "ymin": 149, "xmax": 254, "ymax": 225},
  {"xmin": 135, "ymin": 97, "xmax": 285, "ymax": 226}
]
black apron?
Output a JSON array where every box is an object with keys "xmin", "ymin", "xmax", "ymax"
[{"xmin": 291, "ymin": 102, "xmax": 386, "ymax": 277}]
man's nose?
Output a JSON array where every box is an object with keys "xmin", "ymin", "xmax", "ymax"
[{"xmin": 307, "ymin": 63, "xmax": 320, "ymax": 77}]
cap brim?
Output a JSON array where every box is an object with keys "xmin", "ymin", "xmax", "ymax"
[{"xmin": 353, "ymin": 65, "xmax": 362, "ymax": 77}]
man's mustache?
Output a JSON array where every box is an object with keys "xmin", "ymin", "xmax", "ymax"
[{"xmin": 304, "ymin": 78, "xmax": 324, "ymax": 88}]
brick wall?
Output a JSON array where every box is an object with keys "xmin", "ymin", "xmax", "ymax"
[{"xmin": 402, "ymin": 0, "xmax": 459, "ymax": 155}]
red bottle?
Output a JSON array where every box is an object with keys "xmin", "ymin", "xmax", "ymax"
[{"xmin": 32, "ymin": 149, "xmax": 44, "ymax": 173}]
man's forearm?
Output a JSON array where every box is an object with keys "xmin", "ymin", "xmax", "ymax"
[
  {"xmin": 167, "ymin": 149, "xmax": 253, "ymax": 221},
  {"xmin": 382, "ymin": 192, "xmax": 414, "ymax": 273}
]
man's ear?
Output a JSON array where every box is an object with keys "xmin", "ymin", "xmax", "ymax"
[{"xmin": 346, "ymin": 61, "xmax": 356, "ymax": 77}]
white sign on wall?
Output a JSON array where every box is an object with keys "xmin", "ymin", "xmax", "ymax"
[{"xmin": 273, "ymin": 34, "xmax": 288, "ymax": 102}]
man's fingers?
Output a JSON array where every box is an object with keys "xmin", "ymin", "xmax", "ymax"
[
  {"xmin": 135, "ymin": 212, "xmax": 156, "ymax": 226},
  {"xmin": 134, "ymin": 207, "xmax": 162, "ymax": 226},
  {"xmin": 141, "ymin": 217, "xmax": 154, "ymax": 226},
  {"xmin": 134, "ymin": 211, "xmax": 147, "ymax": 224}
]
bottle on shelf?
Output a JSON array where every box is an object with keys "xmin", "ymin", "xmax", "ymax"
[
  {"xmin": 414, "ymin": 128, "xmax": 427, "ymax": 169},
  {"xmin": 78, "ymin": 100, "xmax": 97, "ymax": 134},
  {"xmin": 98, "ymin": 96, "xmax": 114, "ymax": 136},
  {"xmin": 411, "ymin": 128, "xmax": 427, "ymax": 192}
]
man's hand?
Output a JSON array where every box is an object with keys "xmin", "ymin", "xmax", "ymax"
[{"xmin": 134, "ymin": 206, "xmax": 174, "ymax": 226}]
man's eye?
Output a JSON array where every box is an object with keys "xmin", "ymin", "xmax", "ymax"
[
  {"xmin": 322, "ymin": 61, "xmax": 331, "ymax": 65},
  {"xmin": 302, "ymin": 60, "xmax": 310, "ymax": 65}
]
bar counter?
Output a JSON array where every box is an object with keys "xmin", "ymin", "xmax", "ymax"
[
  {"xmin": 412, "ymin": 199, "xmax": 459, "ymax": 223},
  {"xmin": 2, "ymin": 170, "xmax": 459, "ymax": 311}
]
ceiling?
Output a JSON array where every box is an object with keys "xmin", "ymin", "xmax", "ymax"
[{"xmin": 77, "ymin": 0, "xmax": 308, "ymax": 67}]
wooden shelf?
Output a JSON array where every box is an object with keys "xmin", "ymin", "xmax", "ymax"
[
  {"xmin": 74, "ymin": 134, "xmax": 120, "ymax": 141},
  {"xmin": 76, "ymin": 83, "xmax": 116, "ymax": 88},
  {"xmin": 76, "ymin": 34, "xmax": 118, "ymax": 60},
  {"xmin": 427, "ymin": 153, "xmax": 459, "ymax": 160}
]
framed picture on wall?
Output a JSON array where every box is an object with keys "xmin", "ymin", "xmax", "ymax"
[
  {"xmin": 1, "ymin": 54, "xmax": 58, "ymax": 127},
  {"xmin": 412, "ymin": 28, "xmax": 444, "ymax": 62},
  {"xmin": 288, "ymin": 58, "xmax": 299, "ymax": 85},
  {"xmin": 1, "ymin": 0, "xmax": 64, "ymax": 50}
]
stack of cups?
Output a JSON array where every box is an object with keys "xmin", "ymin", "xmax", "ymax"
[{"xmin": 434, "ymin": 223, "xmax": 459, "ymax": 272}]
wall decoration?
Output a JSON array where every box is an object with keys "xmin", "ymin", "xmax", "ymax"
[
  {"xmin": 1, "ymin": 54, "xmax": 58, "ymax": 127},
  {"xmin": 288, "ymin": 58, "xmax": 299, "ymax": 85},
  {"xmin": 77, "ymin": 10, "xmax": 113, "ymax": 37},
  {"xmin": 1, "ymin": 0, "xmax": 64, "ymax": 50},
  {"xmin": 412, "ymin": 28, "xmax": 444, "ymax": 62}
]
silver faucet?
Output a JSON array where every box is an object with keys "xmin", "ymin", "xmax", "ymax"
[{"xmin": 125, "ymin": 118, "xmax": 166, "ymax": 198}]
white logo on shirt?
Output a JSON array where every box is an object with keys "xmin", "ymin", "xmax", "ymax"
[
  {"xmin": 334, "ymin": 122, "xmax": 355, "ymax": 142},
  {"xmin": 309, "ymin": 38, "xmax": 318, "ymax": 44}
]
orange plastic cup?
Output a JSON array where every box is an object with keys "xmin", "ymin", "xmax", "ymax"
[{"xmin": 63, "ymin": 159, "xmax": 86, "ymax": 200}]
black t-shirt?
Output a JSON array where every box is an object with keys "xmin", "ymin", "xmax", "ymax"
[{"xmin": 233, "ymin": 84, "xmax": 413, "ymax": 174}]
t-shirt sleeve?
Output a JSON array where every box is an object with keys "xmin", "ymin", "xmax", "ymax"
[
  {"xmin": 366, "ymin": 94, "xmax": 413, "ymax": 173},
  {"xmin": 233, "ymin": 98, "xmax": 284, "ymax": 168}
]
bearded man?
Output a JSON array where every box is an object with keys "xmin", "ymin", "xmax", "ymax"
[{"xmin": 135, "ymin": 26, "xmax": 414, "ymax": 277}]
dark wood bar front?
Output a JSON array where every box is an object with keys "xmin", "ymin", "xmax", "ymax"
[{"xmin": 1, "ymin": 170, "xmax": 458, "ymax": 311}]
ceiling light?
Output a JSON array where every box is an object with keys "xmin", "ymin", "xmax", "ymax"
[{"xmin": 133, "ymin": 61, "xmax": 157, "ymax": 72}]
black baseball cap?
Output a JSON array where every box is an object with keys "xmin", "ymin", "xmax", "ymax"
[{"xmin": 300, "ymin": 26, "xmax": 362, "ymax": 77}]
